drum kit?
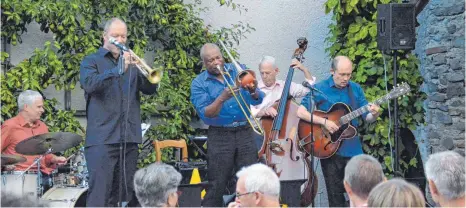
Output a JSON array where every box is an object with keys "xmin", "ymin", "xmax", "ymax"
[{"xmin": 1, "ymin": 132, "xmax": 87, "ymax": 207}]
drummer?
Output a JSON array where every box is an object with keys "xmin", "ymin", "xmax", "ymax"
[{"xmin": 1, "ymin": 90, "xmax": 67, "ymax": 175}]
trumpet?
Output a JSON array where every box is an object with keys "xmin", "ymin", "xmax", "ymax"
[
  {"xmin": 217, "ymin": 40, "xmax": 264, "ymax": 135},
  {"xmin": 129, "ymin": 49, "xmax": 163, "ymax": 84}
]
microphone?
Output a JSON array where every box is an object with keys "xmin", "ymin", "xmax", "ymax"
[
  {"xmin": 109, "ymin": 37, "xmax": 129, "ymax": 52},
  {"xmin": 302, "ymin": 81, "xmax": 323, "ymax": 94}
]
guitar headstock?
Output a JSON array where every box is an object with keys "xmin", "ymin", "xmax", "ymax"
[{"xmin": 388, "ymin": 82, "xmax": 411, "ymax": 99}]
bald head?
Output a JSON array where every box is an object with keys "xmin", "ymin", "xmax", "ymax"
[
  {"xmin": 331, "ymin": 56, "xmax": 353, "ymax": 72},
  {"xmin": 331, "ymin": 56, "xmax": 353, "ymax": 88}
]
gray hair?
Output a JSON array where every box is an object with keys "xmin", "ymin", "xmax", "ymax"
[
  {"xmin": 17, "ymin": 90, "xmax": 43, "ymax": 111},
  {"xmin": 344, "ymin": 154, "xmax": 385, "ymax": 199},
  {"xmin": 259, "ymin": 56, "xmax": 277, "ymax": 70},
  {"xmin": 103, "ymin": 17, "xmax": 126, "ymax": 33},
  {"xmin": 425, "ymin": 151, "xmax": 465, "ymax": 200},
  {"xmin": 368, "ymin": 178, "xmax": 425, "ymax": 207},
  {"xmin": 200, "ymin": 43, "xmax": 221, "ymax": 62},
  {"xmin": 236, "ymin": 163, "xmax": 280, "ymax": 197},
  {"xmin": 133, "ymin": 163, "xmax": 182, "ymax": 207}
]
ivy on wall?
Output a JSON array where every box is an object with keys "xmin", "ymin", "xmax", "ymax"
[
  {"xmin": 324, "ymin": 0, "xmax": 426, "ymax": 175},
  {"xmin": 1, "ymin": 0, "xmax": 252, "ymax": 165}
]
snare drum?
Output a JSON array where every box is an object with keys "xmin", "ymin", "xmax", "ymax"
[
  {"xmin": 1, "ymin": 171, "xmax": 39, "ymax": 197},
  {"xmin": 41, "ymin": 186, "xmax": 87, "ymax": 207}
]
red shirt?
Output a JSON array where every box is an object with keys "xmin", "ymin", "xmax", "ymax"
[{"xmin": 1, "ymin": 115, "xmax": 56, "ymax": 174}]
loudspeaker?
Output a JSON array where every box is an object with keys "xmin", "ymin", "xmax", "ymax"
[{"xmin": 377, "ymin": 3, "xmax": 416, "ymax": 52}]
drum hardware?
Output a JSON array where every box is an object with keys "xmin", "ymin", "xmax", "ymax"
[
  {"xmin": 14, "ymin": 148, "xmax": 52, "ymax": 197},
  {"xmin": 3, "ymin": 132, "xmax": 84, "ymax": 198}
]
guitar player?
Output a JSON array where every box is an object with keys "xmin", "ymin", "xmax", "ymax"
[{"xmin": 296, "ymin": 55, "xmax": 381, "ymax": 207}]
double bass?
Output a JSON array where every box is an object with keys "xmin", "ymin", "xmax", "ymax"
[{"xmin": 258, "ymin": 38, "xmax": 318, "ymax": 206}]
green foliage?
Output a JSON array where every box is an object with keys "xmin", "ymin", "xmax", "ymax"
[
  {"xmin": 324, "ymin": 0, "xmax": 426, "ymax": 175},
  {"xmin": 1, "ymin": 0, "xmax": 252, "ymax": 166}
]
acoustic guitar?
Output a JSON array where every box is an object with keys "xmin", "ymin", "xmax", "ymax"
[{"xmin": 297, "ymin": 82, "xmax": 410, "ymax": 159}]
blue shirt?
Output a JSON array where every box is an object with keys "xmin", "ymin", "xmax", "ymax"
[
  {"xmin": 190, "ymin": 63, "xmax": 265, "ymax": 126},
  {"xmin": 301, "ymin": 76, "xmax": 369, "ymax": 157},
  {"xmin": 80, "ymin": 47, "xmax": 158, "ymax": 146}
]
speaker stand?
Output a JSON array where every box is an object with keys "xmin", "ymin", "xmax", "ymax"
[{"xmin": 392, "ymin": 51, "xmax": 402, "ymax": 177}]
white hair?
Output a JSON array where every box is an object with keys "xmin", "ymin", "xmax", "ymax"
[
  {"xmin": 236, "ymin": 163, "xmax": 280, "ymax": 197},
  {"xmin": 200, "ymin": 43, "xmax": 221, "ymax": 62},
  {"xmin": 259, "ymin": 55, "xmax": 277, "ymax": 70},
  {"xmin": 133, "ymin": 163, "xmax": 182, "ymax": 207},
  {"xmin": 17, "ymin": 90, "xmax": 43, "ymax": 111},
  {"xmin": 425, "ymin": 151, "xmax": 465, "ymax": 200}
]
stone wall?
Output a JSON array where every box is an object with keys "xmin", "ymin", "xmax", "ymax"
[{"xmin": 415, "ymin": 0, "xmax": 465, "ymax": 156}]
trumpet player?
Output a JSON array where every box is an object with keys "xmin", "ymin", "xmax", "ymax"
[
  {"xmin": 190, "ymin": 43, "xmax": 265, "ymax": 207},
  {"xmin": 79, "ymin": 17, "xmax": 159, "ymax": 207}
]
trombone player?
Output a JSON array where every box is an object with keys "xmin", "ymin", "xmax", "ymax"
[
  {"xmin": 80, "ymin": 17, "xmax": 159, "ymax": 207},
  {"xmin": 191, "ymin": 43, "xmax": 265, "ymax": 207}
]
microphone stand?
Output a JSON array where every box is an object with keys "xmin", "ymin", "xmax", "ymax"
[
  {"xmin": 307, "ymin": 84, "xmax": 316, "ymax": 207},
  {"xmin": 118, "ymin": 49, "xmax": 127, "ymax": 207}
]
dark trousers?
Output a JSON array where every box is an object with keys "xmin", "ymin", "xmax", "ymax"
[
  {"xmin": 321, "ymin": 154, "xmax": 351, "ymax": 207},
  {"xmin": 202, "ymin": 125, "xmax": 258, "ymax": 207},
  {"xmin": 85, "ymin": 143, "xmax": 139, "ymax": 207}
]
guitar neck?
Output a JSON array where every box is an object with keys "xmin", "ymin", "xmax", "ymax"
[{"xmin": 339, "ymin": 95, "xmax": 388, "ymax": 125}]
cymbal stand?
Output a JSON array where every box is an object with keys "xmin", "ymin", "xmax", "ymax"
[{"xmin": 17, "ymin": 148, "xmax": 52, "ymax": 197}]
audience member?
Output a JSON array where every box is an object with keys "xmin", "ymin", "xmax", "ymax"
[
  {"xmin": 1, "ymin": 191, "xmax": 48, "ymax": 207},
  {"xmin": 133, "ymin": 163, "xmax": 182, "ymax": 207},
  {"xmin": 344, "ymin": 154, "xmax": 385, "ymax": 207},
  {"xmin": 228, "ymin": 163, "xmax": 280, "ymax": 208},
  {"xmin": 425, "ymin": 151, "xmax": 465, "ymax": 207},
  {"xmin": 368, "ymin": 178, "xmax": 425, "ymax": 207}
]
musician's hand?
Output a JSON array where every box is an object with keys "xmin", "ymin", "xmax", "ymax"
[
  {"xmin": 122, "ymin": 51, "xmax": 132, "ymax": 72},
  {"xmin": 244, "ymin": 79, "xmax": 258, "ymax": 94},
  {"xmin": 264, "ymin": 107, "xmax": 278, "ymax": 117},
  {"xmin": 324, "ymin": 119, "xmax": 339, "ymax": 133},
  {"xmin": 368, "ymin": 103, "xmax": 381, "ymax": 116},
  {"xmin": 218, "ymin": 87, "xmax": 239, "ymax": 102},
  {"xmin": 291, "ymin": 59, "xmax": 308, "ymax": 72},
  {"xmin": 51, "ymin": 156, "xmax": 67, "ymax": 166},
  {"xmin": 227, "ymin": 201, "xmax": 241, "ymax": 208}
]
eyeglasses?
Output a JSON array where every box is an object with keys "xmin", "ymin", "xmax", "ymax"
[{"xmin": 235, "ymin": 191, "xmax": 255, "ymax": 198}]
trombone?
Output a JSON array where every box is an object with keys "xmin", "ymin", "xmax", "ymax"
[
  {"xmin": 129, "ymin": 49, "xmax": 163, "ymax": 84},
  {"xmin": 217, "ymin": 40, "xmax": 264, "ymax": 135}
]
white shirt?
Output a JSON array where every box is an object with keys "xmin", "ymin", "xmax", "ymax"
[{"xmin": 251, "ymin": 77, "xmax": 316, "ymax": 117}]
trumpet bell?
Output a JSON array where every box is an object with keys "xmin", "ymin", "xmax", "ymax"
[
  {"xmin": 147, "ymin": 68, "xmax": 163, "ymax": 84},
  {"xmin": 236, "ymin": 70, "xmax": 256, "ymax": 88}
]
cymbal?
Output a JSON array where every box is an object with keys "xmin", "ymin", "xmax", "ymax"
[
  {"xmin": 1, "ymin": 154, "xmax": 26, "ymax": 166},
  {"xmin": 15, "ymin": 132, "xmax": 83, "ymax": 155}
]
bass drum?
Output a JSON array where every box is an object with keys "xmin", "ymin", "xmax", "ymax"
[{"xmin": 41, "ymin": 187, "xmax": 87, "ymax": 207}]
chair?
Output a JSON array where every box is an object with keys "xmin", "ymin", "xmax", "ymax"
[{"xmin": 153, "ymin": 139, "xmax": 188, "ymax": 162}]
